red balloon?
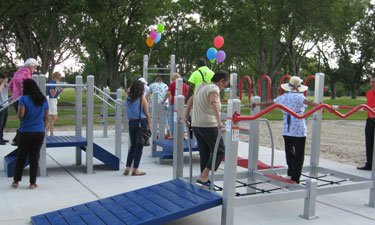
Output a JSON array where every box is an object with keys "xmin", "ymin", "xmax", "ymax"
[{"xmin": 214, "ymin": 36, "xmax": 224, "ymax": 49}]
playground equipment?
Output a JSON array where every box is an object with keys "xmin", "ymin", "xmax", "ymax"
[
  {"xmin": 258, "ymin": 75, "xmax": 272, "ymax": 101},
  {"xmin": 30, "ymin": 73, "xmax": 374, "ymax": 225},
  {"xmin": 143, "ymin": 54, "xmax": 176, "ymax": 82},
  {"xmin": 218, "ymin": 73, "xmax": 374, "ymax": 224},
  {"xmin": 150, "ymin": 78, "xmax": 199, "ymax": 163},
  {"xmin": 4, "ymin": 75, "xmax": 122, "ymax": 177}
]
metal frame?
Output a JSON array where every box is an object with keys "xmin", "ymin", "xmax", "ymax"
[
  {"xmin": 142, "ymin": 55, "xmax": 176, "ymax": 83},
  {"xmin": 173, "ymin": 72, "xmax": 374, "ymax": 225}
]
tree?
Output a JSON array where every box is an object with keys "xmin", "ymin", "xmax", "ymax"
[{"xmin": 74, "ymin": 0, "xmax": 170, "ymax": 91}]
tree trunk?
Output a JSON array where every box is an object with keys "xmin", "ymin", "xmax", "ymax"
[{"xmin": 329, "ymin": 82, "xmax": 336, "ymax": 99}]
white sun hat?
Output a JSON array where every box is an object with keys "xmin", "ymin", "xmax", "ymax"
[
  {"xmin": 281, "ymin": 76, "xmax": 308, "ymax": 93},
  {"xmin": 138, "ymin": 77, "xmax": 148, "ymax": 85},
  {"xmin": 24, "ymin": 58, "xmax": 40, "ymax": 67}
]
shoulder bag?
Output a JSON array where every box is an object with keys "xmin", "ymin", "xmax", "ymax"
[{"xmin": 136, "ymin": 97, "xmax": 151, "ymax": 146}]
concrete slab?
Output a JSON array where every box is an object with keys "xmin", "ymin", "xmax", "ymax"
[{"xmin": 0, "ymin": 130, "xmax": 374, "ymax": 225}]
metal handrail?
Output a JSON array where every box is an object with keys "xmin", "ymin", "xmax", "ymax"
[
  {"xmin": 45, "ymin": 83, "xmax": 86, "ymax": 88},
  {"xmin": 211, "ymin": 128, "xmax": 226, "ymax": 191},
  {"xmin": 93, "ymin": 86, "xmax": 124, "ymax": 108},
  {"xmin": 0, "ymin": 97, "xmax": 20, "ymax": 113},
  {"xmin": 0, "ymin": 97, "xmax": 12, "ymax": 107},
  {"xmin": 259, "ymin": 119, "xmax": 275, "ymax": 168}
]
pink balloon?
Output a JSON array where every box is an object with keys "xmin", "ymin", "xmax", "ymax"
[
  {"xmin": 216, "ymin": 50, "xmax": 226, "ymax": 63},
  {"xmin": 150, "ymin": 30, "xmax": 158, "ymax": 40},
  {"xmin": 214, "ymin": 36, "xmax": 224, "ymax": 49}
]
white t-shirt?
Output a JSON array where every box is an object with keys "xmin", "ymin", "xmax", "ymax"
[
  {"xmin": 191, "ymin": 83, "xmax": 221, "ymax": 127},
  {"xmin": 0, "ymin": 83, "xmax": 8, "ymax": 107}
]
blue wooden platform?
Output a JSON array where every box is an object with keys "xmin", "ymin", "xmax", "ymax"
[
  {"xmin": 4, "ymin": 136, "xmax": 119, "ymax": 177},
  {"xmin": 153, "ymin": 139, "xmax": 199, "ymax": 160},
  {"xmin": 46, "ymin": 136, "xmax": 87, "ymax": 148},
  {"xmin": 31, "ymin": 178, "xmax": 222, "ymax": 225}
]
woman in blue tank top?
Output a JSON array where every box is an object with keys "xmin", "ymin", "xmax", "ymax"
[
  {"xmin": 12, "ymin": 79, "xmax": 49, "ymax": 189},
  {"xmin": 124, "ymin": 80, "xmax": 151, "ymax": 176}
]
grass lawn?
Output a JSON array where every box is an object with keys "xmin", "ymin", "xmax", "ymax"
[{"xmin": 4, "ymin": 89, "xmax": 368, "ymax": 129}]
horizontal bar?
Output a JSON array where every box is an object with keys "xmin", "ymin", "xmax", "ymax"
[
  {"xmin": 235, "ymin": 189, "xmax": 308, "ymax": 206},
  {"xmin": 316, "ymin": 181, "xmax": 374, "ymax": 195},
  {"xmin": 147, "ymin": 73, "xmax": 170, "ymax": 75},
  {"xmin": 148, "ymin": 68, "xmax": 170, "ymax": 70},
  {"xmin": 45, "ymin": 84, "xmax": 86, "ymax": 88}
]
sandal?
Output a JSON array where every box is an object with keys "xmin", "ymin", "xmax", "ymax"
[
  {"xmin": 196, "ymin": 179, "xmax": 211, "ymax": 188},
  {"xmin": 132, "ymin": 171, "xmax": 146, "ymax": 176},
  {"xmin": 12, "ymin": 181, "xmax": 18, "ymax": 189},
  {"xmin": 29, "ymin": 184, "xmax": 38, "ymax": 189},
  {"xmin": 123, "ymin": 170, "xmax": 130, "ymax": 176}
]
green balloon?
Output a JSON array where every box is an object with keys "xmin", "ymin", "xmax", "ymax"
[{"xmin": 157, "ymin": 24, "xmax": 165, "ymax": 33}]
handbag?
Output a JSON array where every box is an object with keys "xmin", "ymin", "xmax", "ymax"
[{"xmin": 136, "ymin": 97, "xmax": 151, "ymax": 146}]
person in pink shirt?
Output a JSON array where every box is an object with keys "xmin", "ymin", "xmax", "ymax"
[
  {"xmin": 8, "ymin": 58, "xmax": 39, "ymax": 145},
  {"xmin": 8, "ymin": 58, "xmax": 39, "ymax": 112}
]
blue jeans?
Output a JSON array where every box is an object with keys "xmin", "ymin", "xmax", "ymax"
[
  {"xmin": 0, "ymin": 106, "xmax": 8, "ymax": 140},
  {"xmin": 169, "ymin": 105, "xmax": 174, "ymax": 136},
  {"xmin": 126, "ymin": 119, "xmax": 148, "ymax": 168}
]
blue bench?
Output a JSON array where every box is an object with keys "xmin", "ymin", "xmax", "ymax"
[{"xmin": 31, "ymin": 178, "xmax": 222, "ymax": 225}]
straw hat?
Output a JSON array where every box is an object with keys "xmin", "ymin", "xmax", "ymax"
[{"xmin": 281, "ymin": 76, "xmax": 308, "ymax": 93}]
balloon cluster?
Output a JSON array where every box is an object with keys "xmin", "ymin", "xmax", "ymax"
[
  {"xmin": 206, "ymin": 36, "xmax": 226, "ymax": 63},
  {"xmin": 146, "ymin": 24, "xmax": 165, "ymax": 47}
]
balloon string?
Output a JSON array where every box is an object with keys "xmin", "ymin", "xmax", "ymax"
[{"xmin": 148, "ymin": 46, "xmax": 153, "ymax": 60}]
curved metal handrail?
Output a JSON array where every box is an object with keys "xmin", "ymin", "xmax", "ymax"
[
  {"xmin": 233, "ymin": 103, "xmax": 375, "ymax": 123},
  {"xmin": 259, "ymin": 119, "xmax": 275, "ymax": 168},
  {"xmin": 211, "ymin": 128, "xmax": 226, "ymax": 191}
]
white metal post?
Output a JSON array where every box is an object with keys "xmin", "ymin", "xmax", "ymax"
[
  {"xmin": 176, "ymin": 78, "xmax": 183, "ymax": 96},
  {"xmin": 248, "ymin": 96, "xmax": 260, "ymax": 192},
  {"xmin": 221, "ymin": 99, "xmax": 241, "ymax": 225},
  {"xmin": 302, "ymin": 179, "xmax": 318, "ymax": 219},
  {"xmin": 173, "ymin": 95, "xmax": 184, "ymax": 179},
  {"xmin": 170, "ymin": 55, "xmax": 176, "ymax": 83},
  {"xmin": 102, "ymin": 87, "xmax": 109, "ymax": 138},
  {"xmin": 38, "ymin": 75, "xmax": 47, "ymax": 177},
  {"xmin": 75, "ymin": 76, "xmax": 83, "ymax": 166},
  {"xmin": 86, "ymin": 75, "xmax": 94, "ymax": 174},
  {"xmin": 230, "ymin": 73, "xmax": 237, "ymax": 100},
  {"xmin": 150, "ymin": 92, "xmax": 158, "ymax": 157},
  {"xmin": 310, "ymin": 73, "xmax": 324, "ymax": 174},
  {"xmin": 143, "ymin": 55, "xmax": 148, "ymax": 82},
  {"xmin": 115, "ymin": 89, "xmax": 122, "ymax": 160},
  {"xmin": 369, "ymin": 136, "xmax": 375, "ymax": 207}
]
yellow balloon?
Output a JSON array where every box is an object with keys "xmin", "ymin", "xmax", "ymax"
[{"xmin": 146, "ymin": 37, "xmax": 154, "ymax": 47}]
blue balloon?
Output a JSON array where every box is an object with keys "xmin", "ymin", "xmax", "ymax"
[
  {"xmin": 206, "ymin": 48, "xmax": 217, "ymax": 61},
  {"xmin": 154, "ymin": 33, "xmax": 162, "ymax": 43}
]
